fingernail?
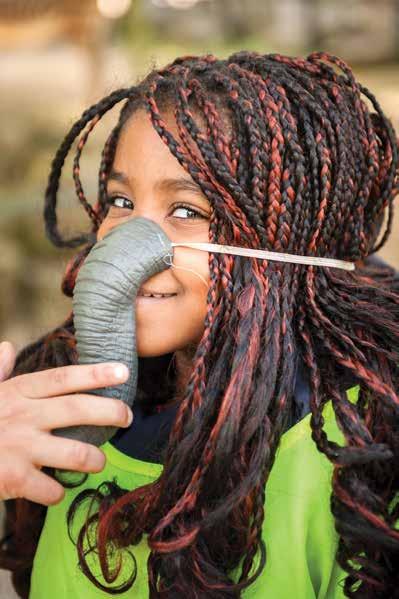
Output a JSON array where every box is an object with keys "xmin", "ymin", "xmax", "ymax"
[
  {"xmin": 112, "ymin": 364, "xmax": 129, "ymax": 380},
  {"xmin": 126, "ymin": 408, "xmax": 134, "ymax": 426}
]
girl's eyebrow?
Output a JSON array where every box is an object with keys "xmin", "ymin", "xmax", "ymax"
[
  {"xmin": 157, "ymin": 177, "xmax": 204, "ymax": 197},
  {"xmin": 108, "ymin": 169, "xmax": 128, "ymax": 184},
  {"xmin": 108, "ymin": 169, "xmax": 206, "ymax": 198}
]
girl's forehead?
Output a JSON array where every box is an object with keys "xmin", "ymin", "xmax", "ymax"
[
  {"xmin": 120, "ymin": 98, "xmax": 232, "ymax": 146},
  {"xmin": 110, "ymin": 110, "xmax": 202, "ymax": 191},
  {"xmin": 122, "ymin": 108, "xmax": 180, "ymax": 138},
  {"xmin": 113, "ymin": 108, "xmax": 204, "ymax": 172}
]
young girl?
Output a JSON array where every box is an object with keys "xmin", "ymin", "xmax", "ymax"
[{"xmin": 1, "ymin": 50, "xmax": 399, "ymax": 598}]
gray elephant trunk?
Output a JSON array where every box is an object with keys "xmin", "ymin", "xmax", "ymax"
[{"xmin": 52, "ymin": 217, "xmax": 173, "ymax": 446}]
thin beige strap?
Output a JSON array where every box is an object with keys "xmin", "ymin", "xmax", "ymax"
[{"xmin": 171, "ymin": 242, "xmax": 355, "ymax": 271}]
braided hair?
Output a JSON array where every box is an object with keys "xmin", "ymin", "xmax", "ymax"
[{"xmin": 1, "ymin": 51, "xmax": 399, "ymax": 598}]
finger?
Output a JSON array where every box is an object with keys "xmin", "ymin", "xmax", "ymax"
[
  {"xmin": 34, "ymin": 394, "xmax": 133, "ymax": 431},
  {"xmin": 0, "ymin": 341, "xmax": 16, "ymax": 382},
  {"xmin": 0, "ymin": 460, "xmax": 65, "ymax": 506},
  {"xmin": 22, "ymin": 469, "xmax": 66, "ymax": 506},
  {"xmin": 13, "ymin": 362, "xmax": 129, "ymax": 399},
  {"xmin": 31, "ymin": 432, "xmax": 107, "ymax": 475}
]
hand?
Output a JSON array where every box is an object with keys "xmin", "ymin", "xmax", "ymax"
[{"xmin": 0, "ymin": 340, "xmax": 132, "ymax": 506}]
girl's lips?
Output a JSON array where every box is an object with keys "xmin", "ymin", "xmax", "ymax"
[
  {"xmin": 136, "ymin": 294, "xmax": 178, "ymax": 301},
  {"xmin": 136, "ymin": 285, "xmax": 179, "ymax": 300},
  {"xmin": 137, "ymin": 289, "xmax": 177, "ymax": 301}
]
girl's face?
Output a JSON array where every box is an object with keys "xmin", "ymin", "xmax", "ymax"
[{"xmin": 97, "ymin": 109, "xmax": 212, "ymax": 358}]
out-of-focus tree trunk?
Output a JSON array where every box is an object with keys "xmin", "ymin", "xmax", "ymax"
[
  {"xmin": 394, "ymin": 0, "xmax": 399, "ymax": 60},
  {"xmin": 302, "ymin": 0, "xmax": 324, "ymax": 50},
  {"xmin": 215, "ymin": 0, "xmax": 248, "ymax": 39}
]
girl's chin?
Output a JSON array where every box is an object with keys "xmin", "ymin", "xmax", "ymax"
[{"xmin": 136, "ymin": 345, "xmax": 177, "ymax": 358}]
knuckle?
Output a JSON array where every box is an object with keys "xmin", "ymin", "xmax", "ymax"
[
  {"xmin": 49, "ymin": 367, "xmax": 68, "ymax": 388},
  {"xmin": 69, "ymin": 442, "xmax": 91, "ymax": 469},
  {"xmin": 113, "ymin": 400, "xmax": 128, "ymax": 424},
  {"xmin": 0, "ymin": 395, "xmax": 28, "ymax": 424},
  {"xmin": 89, "ymin": 365, "xmax": 103, "ymax": 385},
  {"xmin": 0, "ymin": 398, "xmax": 16, "ymax": 423},
  {"xmin": 0, "ymin": 462, "xmax": 29, "ymax": 499},
  {"xmin": 88, "ymin": 449, "xmax": 105, "ymax": 472},
  {"xmin": 63, "ymin": 394, "xmax": 82, "ymax": 418},
  {"xmin": 63, "ymin": 394, "xmax": 92, "ymax": 426},
  {"xmin": 46, "ymin": 483, "xmax": 65, "ymax": 506},
  {"xmin": 8, "ymin": 374, "xmax": 23, "ymax": 395}
]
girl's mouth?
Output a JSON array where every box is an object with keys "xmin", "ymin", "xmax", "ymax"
[{"xmin": 136, "ymin": 288, "xmax": 178, "ymax": 300}]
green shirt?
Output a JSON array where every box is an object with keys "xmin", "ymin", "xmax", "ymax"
[{"xmin": 29, "ymin": 388, "xmax": 358, "ymax": 598}]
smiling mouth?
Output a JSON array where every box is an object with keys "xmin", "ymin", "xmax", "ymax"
[{"xmin": 137, "ymin": 289, "xmax": 178, "ymax": 299}]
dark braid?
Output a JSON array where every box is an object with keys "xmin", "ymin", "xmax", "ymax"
[
  {"xmin": 96, "ymin": 125, "xmax": 121, "ymax": 220},
  {"xmin": 44, "ymin": 88, "xmax": 139, "ymax": 248},
  {"xmin": 72, "ymin": 115, "xmax": 102, "ymax": 228},
  {"xmin": 1, "ymin": 51, "xmax": 399, "ymax": 598}
]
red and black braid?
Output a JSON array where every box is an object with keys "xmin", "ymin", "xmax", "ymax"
[{"xmin": 1, "ymin": 51, "xmax": 399, "ymax": 599}]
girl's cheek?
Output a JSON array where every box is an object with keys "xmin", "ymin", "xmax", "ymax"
[
  {"xmin": 96, "ymin": 220, "xmax": 110, "ymax": 241},
  {"xmin": 171, "ymin": 248, "xmax": 210, "ymax": 290},
  {"xmin": 96, "ymin": 217, "xmax": 140, "ymax": 245}
]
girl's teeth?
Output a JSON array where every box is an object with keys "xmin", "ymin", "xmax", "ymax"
[{"xmin": 141, "ymin": 293, "xmax": 175, "ymax": 298}]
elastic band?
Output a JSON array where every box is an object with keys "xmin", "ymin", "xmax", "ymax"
[
  {"xmin": 162, "ymin": 253, "xmax": 209, "ymax": 288},
  {"xmin": 171, "ymin": 242, "xmax": 355, "ymax": 271}
]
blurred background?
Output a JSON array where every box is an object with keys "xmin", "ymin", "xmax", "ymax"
[
  {"xmin": 0, "ymin": 0, "xmax": 398, "ymax": 595},
  {"xmin": 0, "ymin": 0, "xmax": 399, "ymax": 354}
]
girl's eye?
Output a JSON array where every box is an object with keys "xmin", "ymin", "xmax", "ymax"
[
  {"xmin": 105, "ymin": 196, "xmax": 133, "ymax": 210},
  {"xmin": 172, "ymin": 205, "xmax": 207, "ymax": 220},
  {"xmin": 106, "ymin": 196, "xmax": 208, "ymax": 220}
]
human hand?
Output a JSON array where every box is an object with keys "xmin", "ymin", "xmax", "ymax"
[{"xmin": 0, "ymin": 340, "xmax": 132, "ymax": 506}]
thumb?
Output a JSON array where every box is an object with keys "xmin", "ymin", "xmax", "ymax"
[{"xmin": 0, "ymin": 341, "xmax": 17, "ymax": 382}]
